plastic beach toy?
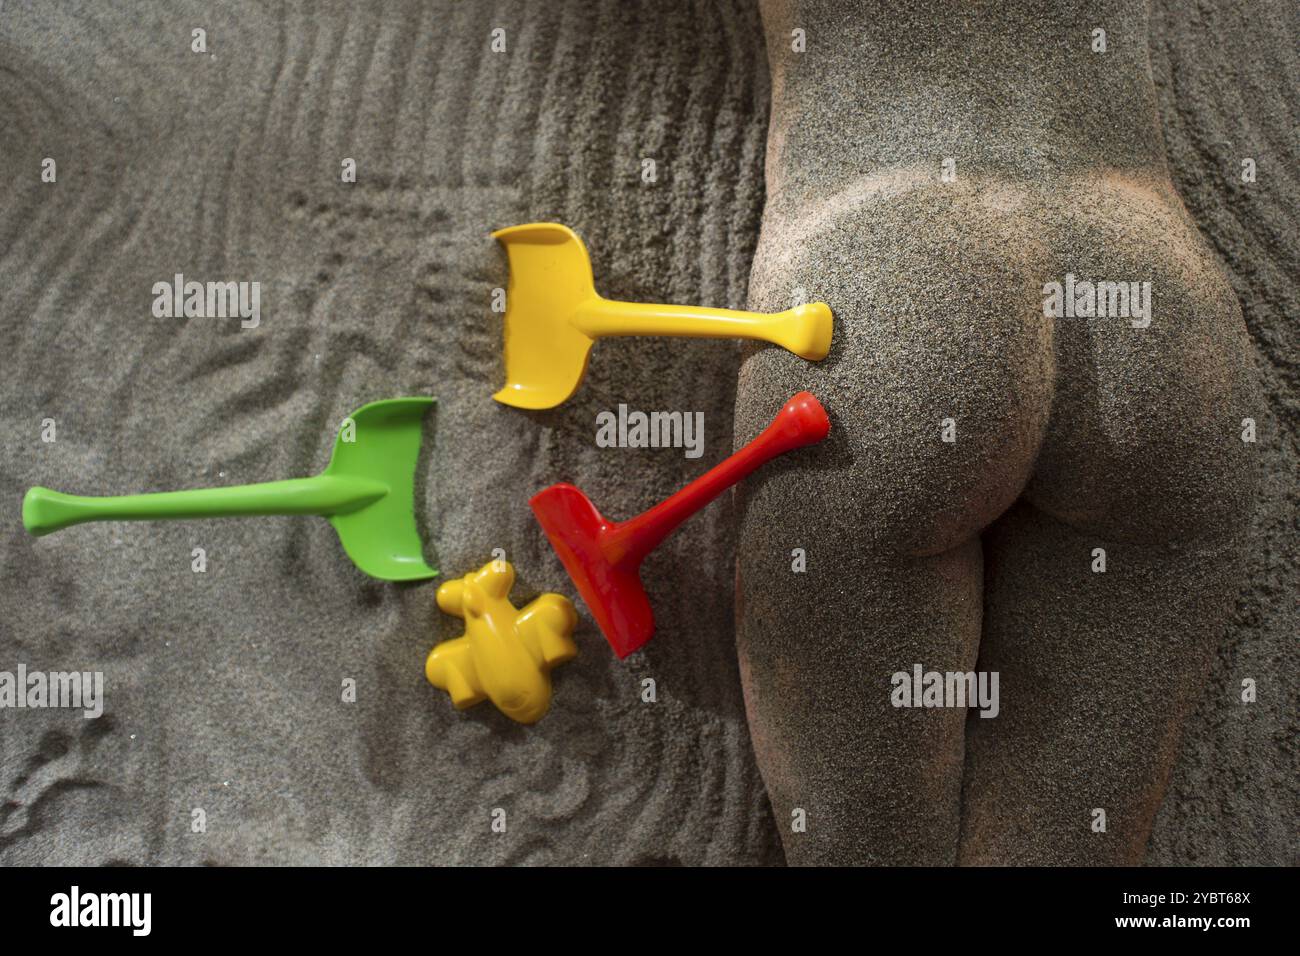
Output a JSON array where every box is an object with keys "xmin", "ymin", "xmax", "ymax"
[
  {"xmin": 491, "ymin": 222, "xmax": 834, "ymax": 409},
  {"xmin": 426, "ymin": 559, "xmax": 578, "ymax": 724},
  {"xmin": 22, "ymin": 398, "xmax": 438, "ymax": 582},
  {"xmin": 530, "ymin": 391, "xmax": 830, "ymax": 658}
]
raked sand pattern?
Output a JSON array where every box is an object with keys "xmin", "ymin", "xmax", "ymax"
[{"xmin": 0, "ymin": 0, "xmax": 1293, "ymax": 864}]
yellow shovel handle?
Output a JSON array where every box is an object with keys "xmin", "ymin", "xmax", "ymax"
[{"xmin": 573, "ymin": 298, "xmax": 832, "ymax": 361}]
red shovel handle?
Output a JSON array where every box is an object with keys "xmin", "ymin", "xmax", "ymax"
[{"xmin": 610, "ymin": 391, "xmax": 829, "ymax": 563}]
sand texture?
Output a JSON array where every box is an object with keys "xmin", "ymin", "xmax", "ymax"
[
  {"xmin": 0, "ymin": 0, "xmax": 779, "ymax": 865},
  {"xmin": 1144, "ymin": 0, "xmax": 1298, "ymax": 865},
  {"xmin": 0, "ymin": 0, "xmax": 1293, "ymax": 865}
]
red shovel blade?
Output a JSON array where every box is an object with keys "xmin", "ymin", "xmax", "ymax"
[{"xmin": 528, "ymin": 483, "xmax": 654, "ymax": 658}]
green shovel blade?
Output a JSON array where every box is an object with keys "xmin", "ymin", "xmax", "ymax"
[
  {"xmin": 324, "ymin": 397, "xmax": 438, "ymax": 582},
  {"xmin": 21, "ymin": 397, "xmax": 438, "ymax": 582}
]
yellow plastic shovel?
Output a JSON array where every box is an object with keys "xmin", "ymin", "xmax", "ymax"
[{"xmin": 491, "ymin": 223, "xmax": 833, "ymax": 409}]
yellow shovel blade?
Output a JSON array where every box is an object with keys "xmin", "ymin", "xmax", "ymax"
[{"xmin": 492, "ymin": 223, "xmax": 599, "ymax": 410}]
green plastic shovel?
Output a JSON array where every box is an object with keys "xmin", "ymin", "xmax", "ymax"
[{"xmin": 22, "ymin": 397, "xmax": 438, "ymax": 582}]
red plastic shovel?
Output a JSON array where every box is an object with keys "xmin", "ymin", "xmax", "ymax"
[{"xmin": 530, "ymin": 391, "xmax": 830, "ymax": 657}]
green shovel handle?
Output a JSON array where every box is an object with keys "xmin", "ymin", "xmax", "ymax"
[{"xmin": 22, "ymin": 475, "xmax": 388, "ymax": 537}]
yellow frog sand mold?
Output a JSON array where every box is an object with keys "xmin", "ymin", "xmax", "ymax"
[{"xmin": 425, "ymin": 559, "xmax": 577, "ymax": 724}]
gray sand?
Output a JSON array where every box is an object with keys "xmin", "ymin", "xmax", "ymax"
[
  {"xmin": 0, "ymin": 0, "xmax": 1293, "ymax": 865},
  {"xmin": 1144, "ymin": 0, "xmax": 1298, "ymax": 864},
  {"xmin": 0, "ymin": 0, "xmax": 778, "ymax": 866}
]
